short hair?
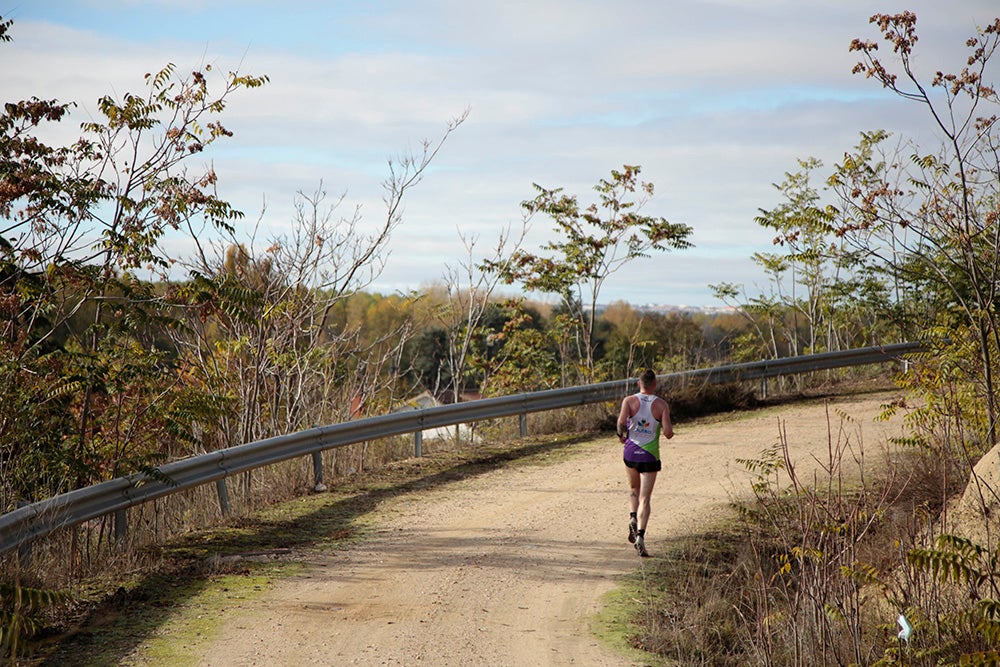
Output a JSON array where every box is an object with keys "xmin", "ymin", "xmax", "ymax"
[{"xmin": 639, "ymin": 369, "xmax": 656, "ymax": 387}]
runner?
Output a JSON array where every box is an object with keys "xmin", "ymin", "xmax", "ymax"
[{"xmin": 616, "ymin": 369, "xmax": 674, "ymax": 556}]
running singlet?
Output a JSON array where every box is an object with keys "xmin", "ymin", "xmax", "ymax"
[{"xmin": 623, "ymin": 393, "xmax": 661, "ymax": 464}]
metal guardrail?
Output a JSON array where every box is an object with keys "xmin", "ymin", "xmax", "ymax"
[{"xmin": 0, "ymin": 341, "xmax": 926, "ymax": 558}]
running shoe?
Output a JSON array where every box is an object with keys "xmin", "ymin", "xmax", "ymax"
[
  {"xmin": 628, "ymin": 517, "xmax": 638, "ymax": 544},
  {"xmin": 635, "ymin": 535, "xmax": 649, "ymax": 557}
]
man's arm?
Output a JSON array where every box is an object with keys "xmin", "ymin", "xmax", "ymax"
[
  {"xmin": 658, "ymin": 399, "xmax": 674, "ymax": 439},
  {"xmin": 617, "ymin": 397, "xmax": 633, "ymax": 442}
]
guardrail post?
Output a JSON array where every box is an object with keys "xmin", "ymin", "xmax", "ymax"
[
  {"xmin": 760, "ymin": 377, "xmax": 768, "ymax": 400},
  {"xmin": 519, "ymin": 413, "xmax": 527, "ymax": 437},
  {"xmin": 114, "ymin": 508, "xmax": 127, "ymax": 545},
  {"xmin": 414, "ymin": 430, "xmax": 423, "ymax": 458},
  {"xmin": 16, "ymin": 500, "xmax": 31, "ymax": 567},
  {"xmin": 312, "ymin": 451, "xmax": 327, "ymax": 492},
  {"xmin": 215, "ymin": 478, "xmax": 231, "ymax": 516}
]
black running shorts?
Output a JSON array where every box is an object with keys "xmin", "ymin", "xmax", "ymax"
[{"xmin": 624, "ymin": 458, "xmax": 662, "ymax": 473}]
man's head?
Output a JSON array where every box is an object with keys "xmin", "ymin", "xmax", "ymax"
[{"xmin": 639, "ymin": 369, "xmax": 656, "ymax": 390}]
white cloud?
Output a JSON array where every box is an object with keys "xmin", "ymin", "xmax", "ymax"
[{"xmin": 2, "ymin": 0, "xmax": 999, "ymax": 304}]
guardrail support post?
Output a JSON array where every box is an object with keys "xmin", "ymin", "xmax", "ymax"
[
  {"xmin": 114, "ymin": 508, "xmax": 127, "ymax": 544},
  {"xmin": 414, "ymin": 430, "xmax": 423, "ymax": 458},
  {"xmin": 760, "ymin": 378, "xmax": 768, "ymax": 400},
  {"xmin": 16, "ymin": 500, "xmax": 31, "ymax": 567},
  {"xmin": 312, "ymin": 451, "xmax": 327, "ymax": 492},
  {"xmin": 215, "ymin": 478, "xmax": 231, "ymax": 516},
  {"xmin": 519, "ymin": 413, "xmax": 527, "ymax": 437}
]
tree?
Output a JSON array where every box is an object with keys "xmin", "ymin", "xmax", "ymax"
[
  {"xmin": 409, "ymin": 326, "xmax": 452, "ymax": 397},
  {"xmin": 754, "ymin": 158, "xmax": 838, "ymax": 355},
  {"xmin": 600, "ymin": 301, "xmax": 650, "ymax": 377},
  {"xmin": 0, "ymin": 15, "xmax": 268, "ymax": 503},
  {"xmin": 476, "ymin": 299, "xmax": 558, "ymax": 395},
  {"xmin": 172, "ymin": 114, "xmax": 466, "ymax": 452},
  {"xmin": 486, "ymin": 165, "xmax": 693, "ymax": 383},
  {"xmin": 432, "ymin": 222, "xmax": 527, "ymax": 403},
  {"xmin": 715, "ymin": 157, "xmax": 895, "ymax": 362},
  {"xmin": 599, "ymin": 303, "xmax": 706, "ymax": 377},
  {"xmin": 839, "ymin": 12, "xmax": 1000, "ymax": 444},
  {"xmin": 711, "ymin": 279, "xmax": 787, "ymax": 361}
]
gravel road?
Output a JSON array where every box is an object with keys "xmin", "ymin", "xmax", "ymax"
[{"xmin": 192, "ymin": 391, "xmax": 908, "ymax": 666}]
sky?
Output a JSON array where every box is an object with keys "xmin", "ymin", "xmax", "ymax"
[{"xmin": 2, "ymin": 1, "xmax": 999, "ymax": 307}]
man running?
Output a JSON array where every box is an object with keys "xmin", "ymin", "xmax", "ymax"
[{"xmin": 616, "ymin": 369, "xmax": 673, "ymax": 557}]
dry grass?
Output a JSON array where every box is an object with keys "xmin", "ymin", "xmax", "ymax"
[{"xmin": 625, "ymin": 395, "xmax": 1000, "ymax": 666}]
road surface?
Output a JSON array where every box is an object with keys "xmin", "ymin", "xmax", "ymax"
[{"xmin": 191, "ymin": 391, "xmax": 907, "ymax": 666}]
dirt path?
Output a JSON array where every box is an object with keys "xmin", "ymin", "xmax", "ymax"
[{"xmin": 193, "ymin": 392, "xmax": 909, "ymax": 666}]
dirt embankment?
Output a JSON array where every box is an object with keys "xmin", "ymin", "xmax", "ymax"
[{"xmin": 177, "ymin": 392, "xmax": 909, "ymax": 666}]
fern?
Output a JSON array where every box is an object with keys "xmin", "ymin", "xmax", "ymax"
[
  {"xmin": 0, "ymin": 580, "xmax": 70, "ymax": 660},
  {"xmin": 907, "ymin": 533, "xmax": 1000, "ymax": 660},
  {"xmin": 736, "ymin": 444, "xmax": 785, "ymax": 494},
  {"xmin": 959, "ymin": 651, "xmax": 1000, "ymax": 666},
  {"xmin": 134, "ymin": 464, "xmax": 179, "ymax": 488},
  {"xmin": 42, "ymin": 378, "xmax": 85, "ymax": 402},
  {"xmin": 908, "ymin": 547, "xmax": 982, "ymax": 586},
  {"xmin": 937, "ymin": 534, "xmax": 986, "ymax": 559},
  {"xmin": 976, "ymin": 599, "xmax": 1000, "ymax": 645},
  {"xmin": 841, "ymin": 561, "xmax": 886, "ymax": 588},
  {"xmin": 887, "ymin": 434, "xmax": 929, "ymax": 449}
]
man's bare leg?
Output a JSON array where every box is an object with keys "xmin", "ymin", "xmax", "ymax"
[
  {"xmin": 626, "ymin": 467, "xmax": 640, "ymax": 543},
  {"xmin": 637, "ymin": 470, "xmax": 657, "ymax": 530},
  {"xmin": 626, "ymin": 466, "xmax": 641, "ymax": 512}
]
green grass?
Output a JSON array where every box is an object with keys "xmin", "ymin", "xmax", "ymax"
[
  {"xmin": 592, "ymin": 575, "xmax": 671, "ymax": 667},
  {"xmin": 33, "ymin": 554, "xmax": 306, "ymax": 667},
  {"xmin": 592, "ymin": 526, "xmax": 749, "ymax": 667}
]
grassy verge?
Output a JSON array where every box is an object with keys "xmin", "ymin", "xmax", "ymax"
[{"xmin": 592, "ymin": 526, "xmax": 747, "ymax": 667}]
